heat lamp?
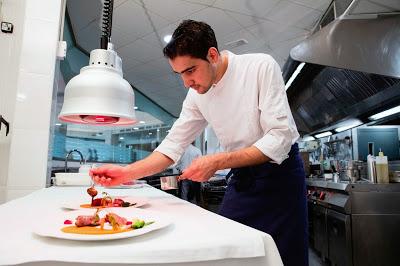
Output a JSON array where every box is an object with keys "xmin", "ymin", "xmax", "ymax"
[{"xmin": 58, "ymin": 0, "xmax": 136, "ymax": 125}]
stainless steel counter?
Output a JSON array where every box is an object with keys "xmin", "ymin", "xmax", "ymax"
[
  {"xmin": 307, "ymin": 178, "xmax": 400, "ymax": 191},
  {"xmin": 306, "ymin": 178, "xmax": 349, "ymax": 191}
]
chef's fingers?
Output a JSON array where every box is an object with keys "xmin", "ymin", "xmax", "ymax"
[
  {"xmin": 93, "ymin": 175, "xmax": 101, "ymax": 184},
  {"xmin": 179, "ymin": 170, "xmax": 190, "ymax": 180},
  {"xmin": 99, "ymin": 176, "xmax": 107, "ymax": 184},
  {"xmin": 90, "ymin": 168, "xmax": 102, "ymax": 175},
  {"xmin": 90, "ymin": 164, "xmax": 111, "ymax": 175},
  {"xmin": 101, "ymin": 177, "xmax": 111, "ymax": 187}
]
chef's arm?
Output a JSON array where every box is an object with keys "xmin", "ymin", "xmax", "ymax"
[
  {"xmin": 125, "ymin": 151, "xmax": 174, "ymax": 179},
  {"xmin": 180, "ymin": 146, "xmax": 271, "ymax": 182},
  {"xmin": 211, "ymin": 146, "xmax": 271, "ymax": 170}
]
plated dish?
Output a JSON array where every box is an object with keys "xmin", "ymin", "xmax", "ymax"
[
  {"xmin": 33, "ymin": 208, "xmax": 171, "ymax": 241},
  {"xmin": 61, "ymin": 196, "xmax": 149, "ymax": 210},
  {"xmin": 62, "ymin": 185, "xmax": 149, "ymax": 210}
]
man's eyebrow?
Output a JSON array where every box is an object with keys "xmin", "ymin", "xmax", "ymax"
[{"xmin": 174, "ymin": 66, "xmax": 196, "ymax": 74}]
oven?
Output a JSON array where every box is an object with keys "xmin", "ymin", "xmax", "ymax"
[
  {"xmin": 307, "ymin": 183, "xmax": 353, "ymax": 265},
  {"xmin": 307, "ymin": 180, "xmax": 400, "ymax": 266}
]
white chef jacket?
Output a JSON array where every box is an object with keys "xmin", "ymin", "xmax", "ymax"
[{"xmin": 155, "ymin": 51, "xmax": 299, "ymax": 165}]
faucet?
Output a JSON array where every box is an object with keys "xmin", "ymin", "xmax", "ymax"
[{"xmin": 65, "ymin": 149, "xmax": 84, "ymax": 172}]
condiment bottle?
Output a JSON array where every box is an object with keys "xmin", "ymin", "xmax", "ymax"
[
  {"xmin": 367, "ymin": 154, "xmax": 376, "ymax": 183},
  {"xmin": 376, "ymin": 149, "xmax": 389, "ymax": 184}
]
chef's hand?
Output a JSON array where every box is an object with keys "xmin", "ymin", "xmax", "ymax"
[
  {"xmin": 90, "ymin": 164, "xmax": 132, "ymax": 187},
  {"xmin": 179, "ymin": 155, "xmax": 217, "ymax": 182}
]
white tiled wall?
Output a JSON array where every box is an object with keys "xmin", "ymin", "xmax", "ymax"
[
  {"xmin": 7, "ymin": 129, "xmax": 49, "ymax": 188},
  {"xmin": 13, "ymin": 72, "xmax": 54, "ymax": 130},
  {"xmin": 0, "ymin": 0, "xmax": 25, "ymax": 202},
  {"xmin": 0, "ymin": 0, "xmax": 62, "ymax": 203}
]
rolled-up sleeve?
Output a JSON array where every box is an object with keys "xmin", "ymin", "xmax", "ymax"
[
  {"xmin": 155, "ymin": 92, "xmax": 208, "ymax": 163},
  {"xmin": 253, "ymin": 57, "xmax": 298, "ymax": 164}
]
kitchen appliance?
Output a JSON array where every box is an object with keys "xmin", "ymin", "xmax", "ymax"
[
  {"xmin": 307, "ymin": 179, "xmax": 400, "ymax": 266},
  {"xmin": 58, "ymin": 0, "xmax": 136, "ymax": 125}
]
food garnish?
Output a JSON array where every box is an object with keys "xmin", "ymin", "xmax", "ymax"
[
  {"xmin": 87, "ymin": 185, "xmax": 98, "ymax": 206},
  {"xmin": 87, "ymin": 186, "xmax": 98, "ymax": 197},
  {"xmin": 132, "ymin": 219, "xmax": 154, "ymax": 229}
]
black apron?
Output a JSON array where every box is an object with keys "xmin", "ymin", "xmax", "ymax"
[{"xmin": 219, "ymin": 143, "xmax": 308, "ymax": 266}]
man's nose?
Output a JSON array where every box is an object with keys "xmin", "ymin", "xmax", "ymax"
[{"xmin": 182, "ymin": 77, "xmax": 193, "ymax": 88}]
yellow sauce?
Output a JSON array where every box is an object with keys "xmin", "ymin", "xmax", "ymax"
[
  {"xmin": 79, "ymin": 204, "xmax": 104, "ymax": 209},
  {"xmin": 61, "ymin": 226, "xmax": 132, "ymax": 235}
]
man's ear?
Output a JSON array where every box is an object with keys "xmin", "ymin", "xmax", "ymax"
[{"xmin": 207, "ymin": 47, "xmax": 219, "ymax": 63}]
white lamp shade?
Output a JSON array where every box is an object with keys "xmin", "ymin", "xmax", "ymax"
[{"xmin": 58, "ymin": 49, "xmax": 137, "ymax": 125}]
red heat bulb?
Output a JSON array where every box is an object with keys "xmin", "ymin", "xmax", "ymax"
[{"xmin": 80, "ymin": 115, "xmax": 119, "ymax": 124}]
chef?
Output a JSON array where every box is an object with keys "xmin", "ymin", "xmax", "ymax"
[{"xmin": 91, "ymin": 19, "xmax": 308, "ymax": 266}]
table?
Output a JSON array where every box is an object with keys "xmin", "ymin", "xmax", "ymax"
[{"xmin": 0, "ymin": 185, "xmax": 282, "ymax": 266}]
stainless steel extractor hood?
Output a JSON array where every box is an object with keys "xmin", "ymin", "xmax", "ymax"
[
  {"xmin": 285, "ymin": 62, "xmax": 400, "ymax": 135},
  {"xmin": 285, "ymin": 0, "xmax": 400, "ymax": 136},
  {"xmin": 290, "ymin": 1, "xmax": 400, "ymax": 79}
]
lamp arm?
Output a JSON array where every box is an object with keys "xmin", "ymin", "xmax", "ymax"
[{"xmin": 100, "ymin": 0, "xmax": 114, "ymax": 49}]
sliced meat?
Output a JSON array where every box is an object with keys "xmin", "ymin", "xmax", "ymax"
[
  {"xmin": 75, "ymin": 214, "xmax": 100, "ymax": 227},
  {"xmin": 91, "ymin": 198, "xmax": 102, "ymax": 206},
  {"xmin": 113, "ymin": 198, "xmax": 125, "ymax": 207},
  {"xmin": 106, "ymin": 213, "xmax": 127, "ymax": 226}
]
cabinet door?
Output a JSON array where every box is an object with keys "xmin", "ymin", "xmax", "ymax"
[
  {"xmin": 313, "ymin": 205, "xmax": 328, "ymax": 258},
  {"xmin": 327, "ymin": 210, "xmax": 352, "ymax": 266}
]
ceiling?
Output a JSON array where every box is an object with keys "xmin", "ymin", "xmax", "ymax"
[
  {"xmin": 348, "ymin": 0, "xmax": 400, "ymax": 15},
  {"xmin": 67, "ymin": 0, "xmax": 332, "ymax": 117}
]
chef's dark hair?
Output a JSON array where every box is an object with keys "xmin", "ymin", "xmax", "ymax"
[{"xmin": 163, "ymin": 20, "xmax": 219, "ymax": 61}]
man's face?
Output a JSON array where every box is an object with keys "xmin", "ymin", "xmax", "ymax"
[{"xmin": 169, "ymin": 51, "xmax": 217, "ymax": 94}]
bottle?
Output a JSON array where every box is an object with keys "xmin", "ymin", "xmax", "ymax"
[
  {"xmin": 367, "ymin": 154, "xmax": 376, "ymax": 183},
  {"xmin": 376, "ymin": 149, "xmax": 389, "ymax": 184}
]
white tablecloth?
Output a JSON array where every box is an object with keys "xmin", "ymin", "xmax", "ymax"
[{"xmin": 0, "ymin": 185, "xmax": 282, "ymax": 266}]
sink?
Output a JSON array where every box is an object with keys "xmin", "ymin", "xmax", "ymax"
[{"xmin": 54, "ymin": 173, "xmax": 92, "ymax": 186}]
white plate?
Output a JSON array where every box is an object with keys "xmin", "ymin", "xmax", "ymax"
[
  {"xmin": 61, "ymin": 196, "xmax": 149, "ymax": 210},
  {"xmin": 33, "ymin": 208, "xmax": 171, "ymax": 241}
]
